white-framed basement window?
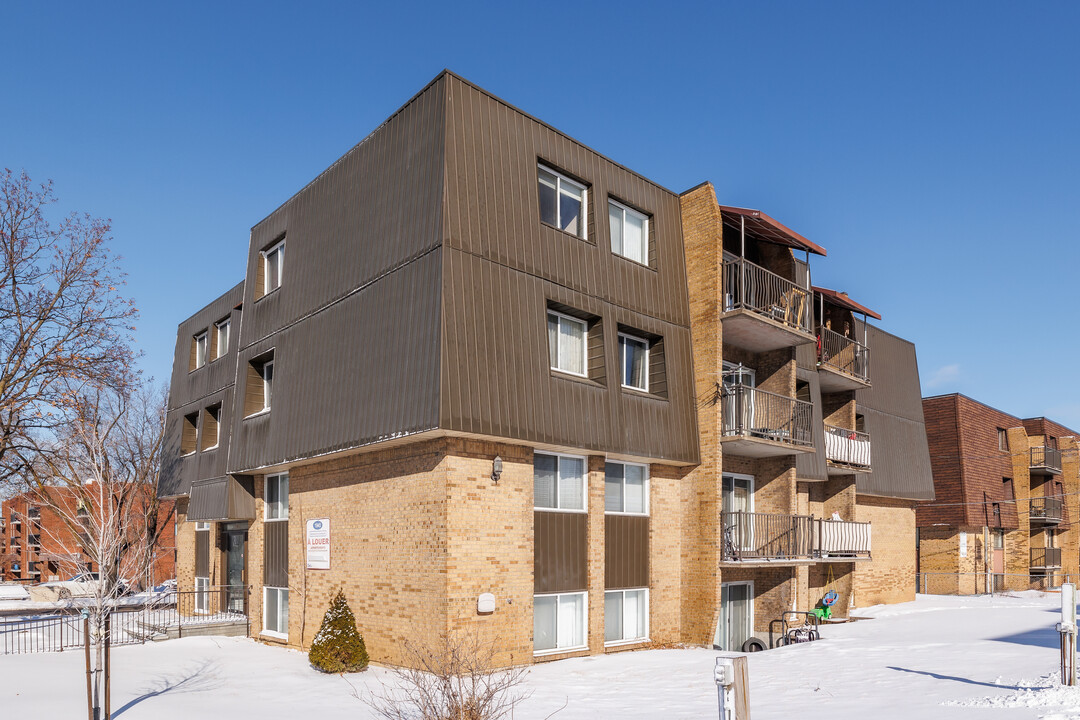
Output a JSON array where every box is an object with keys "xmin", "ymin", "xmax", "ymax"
[
  {"xmin": 263, "ymin": 586, "xmax": 289, "ymax": 638},
  {"xmin": 608, "ymin": 198, "xmax": 648, "ymax": 265},
  {"xmin": 538, "ymin": 165, "xmax": 587, "ymax": 239},
  {"xmin": 534, "ymin": 591, "xmax": 587, "ymax": 654},
  {"xmin": 534, "ymin": 452, "xmax": 587, "ymax": 512},
  {"xmin": 195, "ymin": 576, "xmax": 210, "ymax": 614},
  {"xmin": 618, "ymin": 333, "xmax": 649, "ymax": 391},
  {"xmin": 263, "ymin": 240, "xmax": 285, "ymax": 295},
  {"xmin": 605, "ymin": 588, "xmax": 649, "ymax": 645},
  {"xmin": 547, "ymin": 310, "xmax": 587, "ymax": 377},
  {"xmin": 604, "ymin": 461, "xmax": 649, "ymax": 515}
]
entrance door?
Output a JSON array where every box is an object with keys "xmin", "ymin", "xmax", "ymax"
[
  {"xmin": 715, "ymin": 582, "xmax": 753, "ymax": 651},
  {"xmin": 722, "ymin": 474, "xmax": 754, "ymax": 555},
  {"xmin": 991, "ymin": 530, "xmax": 1005, "ymax": 574},
  {"xmin": 224, "ymin": 524, "xmax": 247, "ymax": 613}
]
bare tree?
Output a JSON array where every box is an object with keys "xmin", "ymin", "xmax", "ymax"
[
  {"xmin": 23, "ymin": 382, "xmax": 171, "ymax": 719},
  {"xmin": 0, "ymin": 168, "xmax": 137, "ymax": 491},
  {"xmin": 363, "ymin": 631, "xmax": 533, "ymax": 720}
]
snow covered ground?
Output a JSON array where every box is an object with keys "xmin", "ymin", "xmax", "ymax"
[{"xmin": 2, "ymin": 592, "xmax": 1080, "ymax": 719}]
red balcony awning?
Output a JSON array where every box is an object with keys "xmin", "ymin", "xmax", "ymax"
[
  {"xmin": 813, "ymin": 286, "xmax": 881, "ymax": 320},
  {"xmin": 718, "ymin": 205, "xmax": 827, "ymax": 257}
]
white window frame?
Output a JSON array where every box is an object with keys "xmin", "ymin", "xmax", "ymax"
[
  {"xmin": 193, "ymin": 332, "xmax": 208, "ymax": 369},
  {"xmin": 262, "ymin": 360, "xmax": 274, "ymax": 412},
  {"xmin": 264, "ymin": 473, "xmax": 289, "ymax": 521},
  {"xmin": 214, "ymin": 319, "xmax": 230, "ymax": 360},
  {"xmin": 547, "ymin": 310, "xmax": 588, "ymax": 379},
  {"xmin": 618, "ymin": 332, "xmax": 650, "ymax": 392},
  {"xmin": 533, "ymin": 590, "xmax": 588, "ymax": 656},
  {"xmin": 538, "ymin": 164, "xmax": 588, "ymax": 239},
  {"xmin": 608, "ymin": 198, "xmax": 649, "ymax": 265},
  {"xmin": 534, "ymin": 452, "xmax": 588, "ymax": 513},
  {"xmin": 195, "ymin": 521, "xmax": 210, "ymax": 531},
  {"xmin": 262, "ymin": 240, "xmax": 285, "ymax": 296},
  {"xmin": 194, "ymin": 576, "xmax": 210, "ymax": 614},
  {"xmin": 604, "ymin": 461, "xmax": 650, "ymax": 515},
  {"xmin": 262, "ymin": 586, "xmax": 289, "ymax": 639},
  {"xmin": 604, "ymin": 587, "xmax": 650, "ymax": 646}
]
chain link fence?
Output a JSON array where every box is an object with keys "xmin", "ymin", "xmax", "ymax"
[{"xmin": 915, "ymin": 572, "xmax": 1075, "ymax": 597}]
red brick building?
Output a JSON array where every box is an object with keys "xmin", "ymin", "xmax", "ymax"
[{"xmin": 0, "ymin": 487, "xmax": 175, "ymax": 588}]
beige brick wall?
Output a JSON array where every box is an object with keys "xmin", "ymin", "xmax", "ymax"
[{"xmin": 853, "ymin": 495, "xmax": 916, "ymax": 606}]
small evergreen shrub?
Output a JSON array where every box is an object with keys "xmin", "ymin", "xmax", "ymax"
[{"xmin": 309, "ymin": 589, "xmax": 369, "ymax": 673}]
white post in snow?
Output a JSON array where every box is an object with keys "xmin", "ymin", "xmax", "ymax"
[
  {"xmin": 1058, "ymin": 583, "xmax": 1077, "ymax": 686},
  {"xmin": 714, "ymin": 656, "xmax": 750, "ymax": 719}
]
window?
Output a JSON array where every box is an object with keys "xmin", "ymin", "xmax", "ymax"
[
  {"xmin": 264, "ymin": 586, "xmax": 289, "ymax": 637},
  {"xmin": 262, "ymin": 240, "xmax": 284, "ymax": 296},
  {"xmin": 619, "ymin": 333, "xmax": 649, "ymax": 391},
  {"xmin": 538, "ymin": 165, "xmax": 587, "ymax": 238},
  {"xmin": 200, "ymin": 404, "xmax": 221, "ymax": 451},
  {"xmin": 194, "ymin": 521, "xmax": 210, "ymax": 531},
  {"xmin": 534, "ymin": 591, "xmax": 587, "ymax": 653},
  {"xmin": 245, "ymin": 354, "xmax": 275, "ymax": 417},
  {"xmin": 605, "ymin": 462, "xmax": 648, "ymax": 514},
  {"xmin": 214, "ymin": 319, "xmax": 230, "ymax": 360},
  {"xmin": 192, "ymin": 332, "xmax": 208, "ymax": 370},
  {"xmin": 605, "ymin": 588, "xmax": 649, "ymax": 644},
  {"xmin": 608, "ymin": 199, "xmax": 648, "ymax": 265},
  {"xmin": 195, "ymin": 576, "xmax": 209, "ymax": 614},
  {"xmin": 534, "ymin": 453, "xmax": 586, "ymax": 511},
  {"xmin": 998, "ymin": 428, "xmax": 1008, "ymax": 451},
  {"xmin": 265, "ymin": 473, "xmax": 289, "ymax": 520},
  {"xmin": 181, "ymin": 412, "xmax": 198, "ymax": 455},
  {"xmin": 547, "ymin": 311, "xmax": 587, "ymax": 377}
]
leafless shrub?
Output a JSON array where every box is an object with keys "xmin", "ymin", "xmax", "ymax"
[{"xmin": 362, "ymin": 631, "xmax": 533, "ymax": 720}]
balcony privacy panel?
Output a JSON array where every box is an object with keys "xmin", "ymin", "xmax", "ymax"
[{"xmin": 795, "ymin": 368, "xmax": 828, "ymax": 480}]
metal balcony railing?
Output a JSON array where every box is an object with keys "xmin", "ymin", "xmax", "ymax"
[
  {"xmin": 721, "ymin": 510, "xmax": 872, "ymax": 562},
  {"xmin": 824, "ymin": 425, "xmax": 872, "ymax": 469},
  {"xmin": 721, "ymin": 385, "xmax": 814, "ymax": 447},
  {"xmin": 1031, "ymin": 546, "xmax": 1062, "ymax": 568},
  {"xmin": 1030, "ymin": 446, "xmax": 1062, "ymax": 473},
  {"xmin": 723, "ymin": 258, "xmax": 812, "ymax": 334},
  {"xmin": 817, "ymin": 326, "xmax": 870, "ymax": 382},
  {"xmin": 1030, "ymin": 496, "xmax": 1064, "ymax": 524}
]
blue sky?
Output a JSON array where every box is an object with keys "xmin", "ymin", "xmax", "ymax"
[{"xmin": 2, "ymin": 2, "xmax": 1078, "ymax": 426}]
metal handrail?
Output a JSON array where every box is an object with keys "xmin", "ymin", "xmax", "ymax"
[
  {"xmin": 816, "ymin": 326, "xmax": 870, "ymax": 382},
  {"xmin": 1030, "ymin": 495, "xmax": 1064, "ymax": 523},
  {"xmin": 723, "ymin": 258, "xmax": 812, "ymax": 333},
  {"xmin": 824, "ymin": 425, "xmax": 872, "ymax": 468},
  {"xmin": 815, "ymin": 518, "xmax": 872, "ymax": 557},
  {"xmin": 721, "ymin": 510, "xmax": 814, "ymax": 561},
  {"xmin": 1031, "ymin": 546, "xmax": 1062, "ymax": 568},
  {"xmin": 1030, "ymin": 446, "xmax": 1062, "ymax": 473},
  {"xmin": 720, "ymin": 385, "xmax": 814, "ymax": 447}
]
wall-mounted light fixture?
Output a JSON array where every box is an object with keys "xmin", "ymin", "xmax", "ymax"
[{"xmin": 491, "ymin": 455, "xmax": 503, "ymax": 484}]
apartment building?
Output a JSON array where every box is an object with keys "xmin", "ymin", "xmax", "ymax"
[
  {"xmin": 160, "ymin": 71, "xmax": 933, "ymax": 666},
  {"xmin": 679, "ymin": 185, "xmax": 934, "ymax": 651},
  {"xmin": 0, "ymin": 489, "xmax": 175, "ymax": 587},
  {"xmin": 919, "ymin": 394, "xmax": 1078, "ymax": 594}
]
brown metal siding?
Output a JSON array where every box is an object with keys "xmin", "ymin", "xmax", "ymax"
[
  {"xmin": 604, "ymin": 515, "xmax": 649, "ymax": 589},
  {"xmin": 439, "ymin": 75, "xmax": 697, "ymax": 463},
  {"xmin": 534, "ymin": 511, "xmax": 587, "ymax": 593},
  {"xmin": 795, "ymin": 369, "xmax": 828, "ymax": 481},
  {"xmin": 853, "ymin": 322, "xmax": 936, "ymax": 501},
  {"xmin": 195, "ymin": 529, "xmax": 210, "ymax": 577},
  {"xmin": 264, "ymin": 520, "xmax": 289, "ymax": 588}
]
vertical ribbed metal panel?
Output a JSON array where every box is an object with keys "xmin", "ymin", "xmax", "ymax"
[
  {"xmin": 853, "ymin": 323, "xmax": 935, "ymax": 500},
  {"xmin": 263, "ymin": 521, "xmax": 289, "ymax": 588},
  {"xmin": 439, "ymin": 75, "xmax": 697, "ymax": 464},
  {"xmin": 604, "ymin": 515, "xmax": 649, "ymax": 589},
  {"xmin": 534, "ymin": 511, "xmax": 587, "ymax": 593},
  {"xmin": 195, "ymin": 529, "xmax": 210, "ymax": 577}
]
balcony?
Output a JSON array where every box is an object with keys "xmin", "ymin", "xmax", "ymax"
[
  {"xmin": 816, "ymin": 326, "xmax": 871, "ymax": 391},
  {"xmin": 721, "ymin": 511, "xmax": 872, "ymax": 563},
  {"xmin": 1031, "ymin": 546, "xmax": 1062, "ymax": 570},
  {"xmin": 1030, "ymin": 496, "xmax": 1064, "ymax": 525},
  {"xmin": 824, "ymin": 425, "xmax": 872, "ymax": 474},
  {"xmin": 720, "ymin": 385, "xmax": 814, "ymax": 457},
  {"xmin": 1030, "ymin": 446, "xmax": 1062, "ymax": 475},
  {"xmin": 721, "ymin": 258, "xmax": 814, "ymax": 352}
]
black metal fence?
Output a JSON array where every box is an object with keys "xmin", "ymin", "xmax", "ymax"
[
  {"xmin": 1031, "ymin": 546, "xmax": 1063, "ymax": 569},
  {"xmin": 817, "ymin": 326, "xmax": 870, "ymax": 382},
  {"xmin": 723, "ymin": 258, "xmax": 812, "ymax": 333},
  {"xmin": 915, "ymin": 572, "xmax": 1073, "ymax": 596},
  {"xmin": 721, "ymin": 385, "xmax": 814, "ymax": 447},
  {"xmin": 721, "ymin": 511, "xmax": 871, "ymax": 561},
  {"xmin": 1030, "ymin": 495, "xmax": 1064, "ymax": 524},
  {"xmin": 1031, "ymin": 446, "xmax": 1063, "ymax": 473},
  {"xmin": 0, "ymin": 585, "xmax": 248, "ymax": 655}
]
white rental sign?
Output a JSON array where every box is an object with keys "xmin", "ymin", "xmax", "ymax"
[{"xmin": 306, "ymin": 518, "xmax": 331, "ymax": 570}]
